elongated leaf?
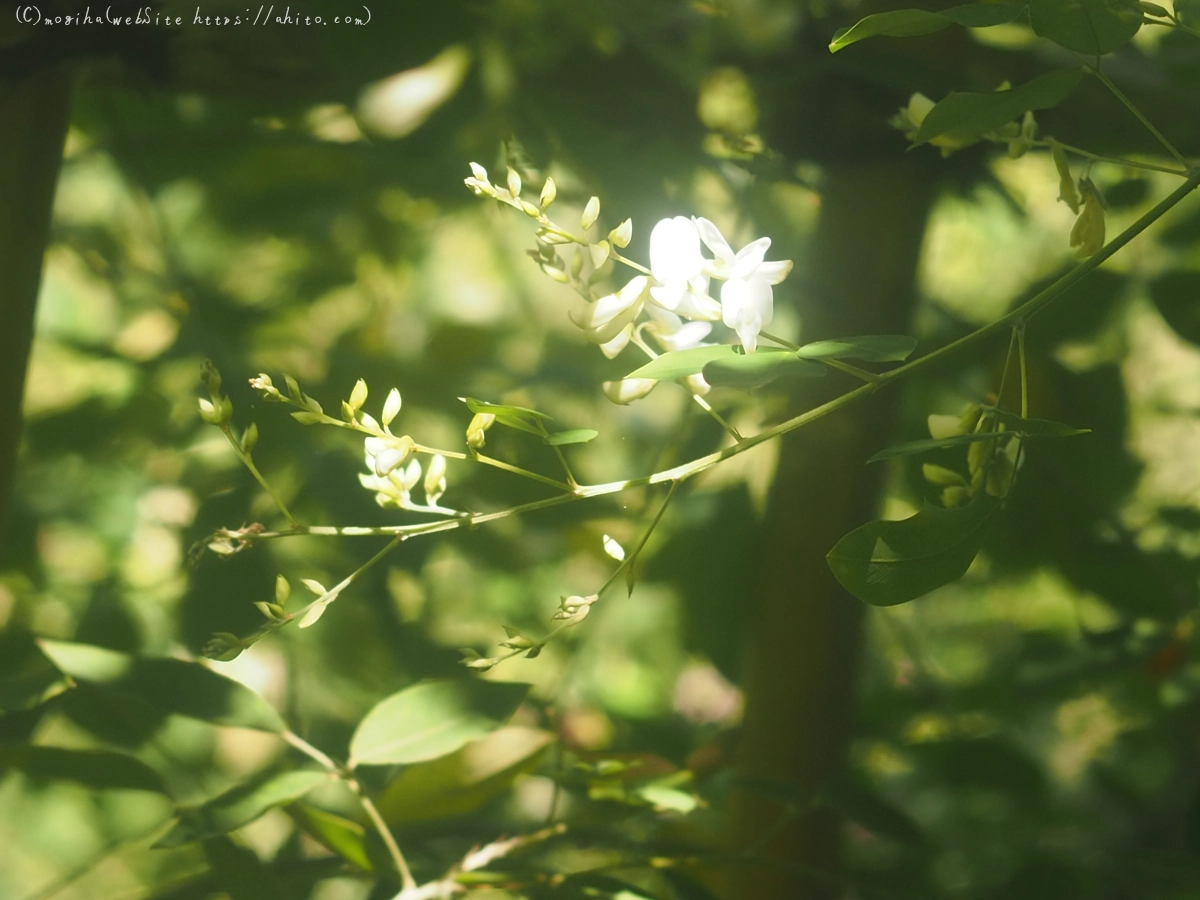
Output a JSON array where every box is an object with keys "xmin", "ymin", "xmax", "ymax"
[
  {"xmin": 349, "ymin": 679, "xmax": 529, "ymax": 768},
  {"xmin": 38, "ymin": 640, "xmax": 285, "ymax": 733},
  {"xmin": 625, "ymin": 345, "xmax": 739, "ymax": 381},
  {"xmin": 868, "ymin": 413, "xmax": 1087, "ymax": 462},
  {"xmin": 463, "ymin": 398, "xmax": 552, "ymax": 420},
  {"xmin": 0, "ymin": 745, "xmax": 167, "ymax": 793},
  {"xmin": 155, "ymin": 769, "xmax": 331, "ymax": 847},
  {"xmin": 827, "ymin": 495, "xmax": 1000, "ymax": 606},
  {"xmin": 702, "ymin": 351, "xmax": 825, "ymax": 390},
  {"xmin": 796, "ymin": 335, "xmax": 918, "ymax": 362},
  {"xmin": 830, "ymin": 2, "xmax": 1024, "ymax": 52},
  {"xmin": 378, "ymin": 726, "xmax": 554, "ymax": 823},
  {"xmin": 914, "ymin": 68, "xmax": 1083, "ymax": 148},
  {"xmin": 545, "ymin": 429, "xmax": 599, "ymax": 446},
  {"xmin": 1029, "ymin": 0, "xmax": 1141, "ymax": 55},
  {"xmin": 287, "ymin": 804, "xmax": 373, "ymax": 872}
]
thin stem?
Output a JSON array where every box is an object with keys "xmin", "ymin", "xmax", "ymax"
[
  {"xmin": 1017, "ymin": 322, "xmax": 1029, "ymax": 419},
  {"xmin": 1089, "ymin": 66, "xmax": 1190, "ymax": 169},
  {"xmin": 243, "ymin": 174, "xmax": 1200, "ymax": 552},
  {"xmin": 283, "ymin": 730, "xmax": 417, "ymax": 891},
  {"xmin": 224, "ymin": 428, "xmax": 299, "ymax": 528},
  {"xmin": 611, "ymin": 251, "xmax": 652, "ymax": 276},
  {"xmin": 758, "ymin": 330, "xmax": 801, "ymax": 351},
  {"xmin": 1029, "ymin": 139, "xmax": 1189, "ymax": 177},
  {"xmin": 595, "ymin": 479, "xmax": 680, "ymax": 598},
  {"xmin": 290, "ymin": 535, "xmax": 404, "ymax": 624},
  {"xmin": 820, "ymin": 358, "xmax": 880, "ymax": 385},
  {"xmin": 472, "ymin": 452, "xmax": 574, "ymax": 492},
  {"xmin": 995, "ymin": 327, "xmax": 1019, "ymax": 407}
]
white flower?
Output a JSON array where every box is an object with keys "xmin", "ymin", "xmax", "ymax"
[
  {"xmin": 570, "ymin": 275, "xmax": 648, "ymax": 344},
  {"xmin": 692, "ymin": 217, "xmax": 791, "ymax": 353},
  {"xmin": 645, "ymin": 306, "xmax": 712, "ymax": 352},
  {"xmin": 649, "ymin": 217, "xmax": 709, "ymax": 311}
]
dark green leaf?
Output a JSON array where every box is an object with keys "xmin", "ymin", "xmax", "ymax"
[
  {"xmin": 0, "ymin": 745, "xmax": 167, "ymax": 793},
  {"xmin": 702, "ymin": 350, "xmax": 825, "ymax": 390},
  {"xmin": 985, "ymin": 409, "xmax": 1090, "ymax": 437},
  {"xmin": 914, "ymin": 68, "xmax": 1084, "ymax": 147},
  {"xmin": 155, "ymin": 769, "xmax": 331, "ymax": 847},
  {"xmin": 378, "ymin": 726, "xmax": 553, "ymax": 823},
  {"xmin": 1149, "ymin": 271, "xmax": 1200, "ymax": 345},
  {"xmin": 796, "ymin": 334, "xmax": 918, "ymax": 362},
  {"xmin": 545, "ymin": 429, "xmax": 599, "ymax": 446},
  {"xmin": 348, "ymin": 679, "xmax": 530, "ymax": 768},
  {"xmin": 202, "ymin": 836, "xmax": 288, "ymax": 900},
  {"xmin": 829, "ymin": 2, "xmax": 1025, "ymax": 52},
  {"xmin": 868, "ymin": 432, "xmax": 1014, "ymax": 462},
  {"xmin": 625, "ymin": 345, "xmax": 739, "ymax": 381},
  {"xmin": 38, "ymin": 640, "xmax": 285, "ymax": 733},
  {"xmin": 1029, "ymin": 0, "xmax": 1141, "ymax": 55},
  {"xmin": 827, "ymin": 495, "xmax": 1000, "ymax": 606},
  {"xmin": 287, "ymin": 804, "xmax": 373, "ymax": 872}
]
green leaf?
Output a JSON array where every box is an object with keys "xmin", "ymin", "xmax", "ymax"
[
  {"xmin": 545, "ymin": 429, "xmax": 599, "ymax": 446},
  {"xmin": 829, "ymin": 2, "xmax": 1025, "ymax": 52},
  {"xmin": 0, "ymin": 745, "xmax": 167, "ymax": 793},
  {"xmin": 38, "ymin": 640, "xmax": 285, "ymax": 733},
  {"xmin": 702, "ymin": 350, "xmax": 825, "ymax": 390},
  {"xmin": 286, "ymin": 804, "xmax": 373, "ymax": 872},
  {"xmin": 377, "ymin": 726, "xmax": 554, "ymax": 823},
  {"xmin": 155, "ymin": 769, "xmax": 331, "ymax": 847},
  {"xmin": 202, "ymin": 836, "xmax": 288, "ymax": 900},
  {"xmin": 826, "ymin": 495, "xmax": 1000, "ymax": 606},
  {"xmin": 635, "ymin": 780, "xmax": 699, "ymax": 814},
  {"xmin": 348, "ymin": 679, "xmax": 530, "ymax": 768},
  {"xmin": 625, "ymin": 345, "xmax": 739, "ymax": 381},
  {"xmin": 1029, "ymin": 0, "xmax": 1142, "ymax": 55},
  {"xmin": 913, "ymin": 68, "xmax": 1084, "ymax": 148},
  {"xmin": 796, "ymin": 335, "xmax": 918, "ymax": 362},
  {"xmin": 463, "ymin": 398, "xmax": 552, "ymax": 420},
  {"xmin": 868, "ymin": 414, "xmax": 1087, "ymax": 462}
]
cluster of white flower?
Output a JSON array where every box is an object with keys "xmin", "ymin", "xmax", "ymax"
[{"xmin": 572, "ymin": 215, "xmax": 792, "ymax": 357}]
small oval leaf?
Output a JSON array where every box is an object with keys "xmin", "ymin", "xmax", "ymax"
[
  {"xmin": 1029, "ymin": 0, "xmax": 1142, "ymax": 55},
  {"xmin": 796, "ymin": 335, "xmax": 918, "ymax": 362},
  {"xmin": 702, "ymin": 351, "xmax": 825, "ymax": 390},
  {"xmin": 914, "ymin": 69, "xmax": 1084, "ymax": 148},
  {"xmin": 829, "ymin": 2, "xmax": 1024, "ymax": 52},
  {"xmin": 155, "ymin": 769, "xmax": 332, "ymax": 847},
  {"xmin": 625, "ymin": 345, "xmax": 739, "ymax": 381},
  {"xmin": 545, "ymin": 429, "xmax": 599, "ymax": 446},
  {"xmin": 826, "ymin": 495, "xmax": 1000, "ymax": 606},
  {"xmin": 349, "ymin": 679, "xmax": 530, "ymax": 768}
]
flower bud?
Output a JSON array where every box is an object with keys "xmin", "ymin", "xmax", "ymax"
[
  {"xmin": 603, "ymin": 378, "xmax": 657, "ymax": 405},
  {"xmin": 581, "ymin": 196, "xmax": 600, "ymax": 231},
  {"xmin": 609, "ymin": 218, "xmax": 632, "ymax": 248},
  {"xmin": 927, "ymin": 413, "xmax": 964, "ymax": 440},
  {"xmin": 425, "ymin": 453, "xmax": 447, "ymax": 501},
  {"xmin": 249, "ymin": 374, "xmax": 282, "ymax": 400},
  {"xmin": 203, "ymin": 632, "xmax": 247, "ymax": 662},
  {"xmin": 1070, "ymin": 179, "xmax": 1105, "ymax": 258},
  {"xmin": 506, "ymin": 166, "xmax": 522, "ymax": 198},
  {"xmin": 941, "ymin": 486, "xmax": 971, "ymax": 509},
  {"xmin": 400, "ymin": 458, "xmax": 422, "ymax": 491},
  {"xmin": 922, "ymin": 463, "xmax": 965, "ymax": 487},
  {"xmin": 381, "ymin": 388, "xmax": 402, "ymax": 427},
  {"xmin": 349, "ymin": 378, "xmax": 368, "ymax": 411},
  {"xmin": 1138, "ymin": 1, "xmax": 1169, "ymax": 15},
  {"xmin": 589, "ymin": 241, "xmax": 610, "ymax": 269},
  {"xmin": 1050, "ymin": 139, "xmax": 1080, "ymax": 214},
  {"xmin": 241, "ymin": 422, "xmax": 259, "ymax": 454},
  {"xmin": 540, "ymin": 176, "xmax": 556, "ymax": 208},
  {"xmin": 466, "ymin": 412, "xmax": 496, "ymax": 449}
]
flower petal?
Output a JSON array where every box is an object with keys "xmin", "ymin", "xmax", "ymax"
[
  {"xmin": 756, "ymin": 259, "xmax": 793, "ymax": 285},
  {"xmin": 693, "ymin": 217, "xmax": 735, "ymax": 268},
  {"xmin": 731, "ymin": 237, "xmax": 771, "ymax": 279},
  {"xmin": 650, "ymin": 217, "xmax": 703, "ymax": 284},
  {"xmin": 599, "ymin": 323, "xmax": 634, "ymax": 359}
]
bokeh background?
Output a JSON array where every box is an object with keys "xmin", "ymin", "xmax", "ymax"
[{"xmin": 4, "ymin": 1, "xmax": 1200, "ymax": 898}]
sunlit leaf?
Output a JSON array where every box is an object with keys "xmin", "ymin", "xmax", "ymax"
[
  {"xmin": 1029, "ymin": 0, "xmax": 1142, "ymax": 55},
  {"xmin": 287, "ymin": 804, "xmax": 373, "ymax": 872},
  {"xmin": 702, "ymin": 350, "xmax": 825, "ymax": 389},
  {"xmin": 545, "ymin": 429, "xmax": 599, "ymax": 446},
  {"xmin": 826, "ymin": 495, "xmax": 1000, "ymax": 605},
  {"xmin": 155, "ymin": 769, "xmax": 332, "ymax": 847},
  {"xmin": 377, "ymin": 726, "xmax": 554, "ymax": 823},
  {"xmin": 349, "ymin": 679, "xmax": 529, "ymax": 768},
  {"xmin": 913, "ymin": 68, "xmax": 1084, "ymax": 147},
  {"xmin": 829, "ymin": 2, "xmax": 1025, "ymax": 52},
  {"xmin": 38, "ymin": 640, "xmax": 285, "ymax": 733},
  {"xmin": 463, "ymin": 397, "xmax": 552, "ymax": 419},
  {"xmin": 0, "ymin": 745, "xmax": 167, "ymax": 793},
  {"xmin": 796, "ymin": 334, "xmax": 917, "ymax": 362},
  {"xmin": 625, "ymin": 345, "xmax": 739, "ymax": 381}
]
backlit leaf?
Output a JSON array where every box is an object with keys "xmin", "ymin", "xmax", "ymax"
[
  {"xmin": 796, "ymin": 334, "xmax": 918, "ymax": 362},
  {"xmin": 702, "ymin": 350, "xmax": 825, "ymax": 390},
  {"xmin": 545, "ymin": 429, "xmax": 599, "ymax": 446},
  {"xmin": 829, "ymin": 2, "xmax": 1025, "ymax": 52},
  {"xmin": 625, "ymin": 345, "xmax": 739, "ymax": 381}
]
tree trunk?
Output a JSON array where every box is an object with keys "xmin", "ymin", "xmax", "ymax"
[
  {"xmin": 0, "ymin": 66, "xmax": 74, "ymax": 540},
  {"xmin": 728, "ymin": 156, "xmax": 936, "ymax": 898}
]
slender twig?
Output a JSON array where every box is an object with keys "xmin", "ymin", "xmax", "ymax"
[
  {"xmin": 1025, "ymin": 139, "xmax": 1189, "ymax": 177},
  {"xmin": 595, "ymin": 480, "xmax": 679, "ymax": 598},
  {"xmin": 283, "ymin": 730, "xmax": 417, "ymax": 891},
  {"xmin": 240, "ymin": 171, "xmax": 1200, "ymax": 546},
  {"xmin": 1017, "ymin": 322, "xmax": 1029, "ymax": 419},
  {"xmin": 1089, "ymin": 66, "xmax": 1190, "ymax": 169},
  {"xmin": 472, "ymin": 452, "xmax": 573, "ymax": 492},
  {"xmin": 221, "ymin": 427, "xmax": 299, "ymax": 528},
  {"xmin": 995, "ymin": 327, "xmax": 1019, "ymax": 408}
]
